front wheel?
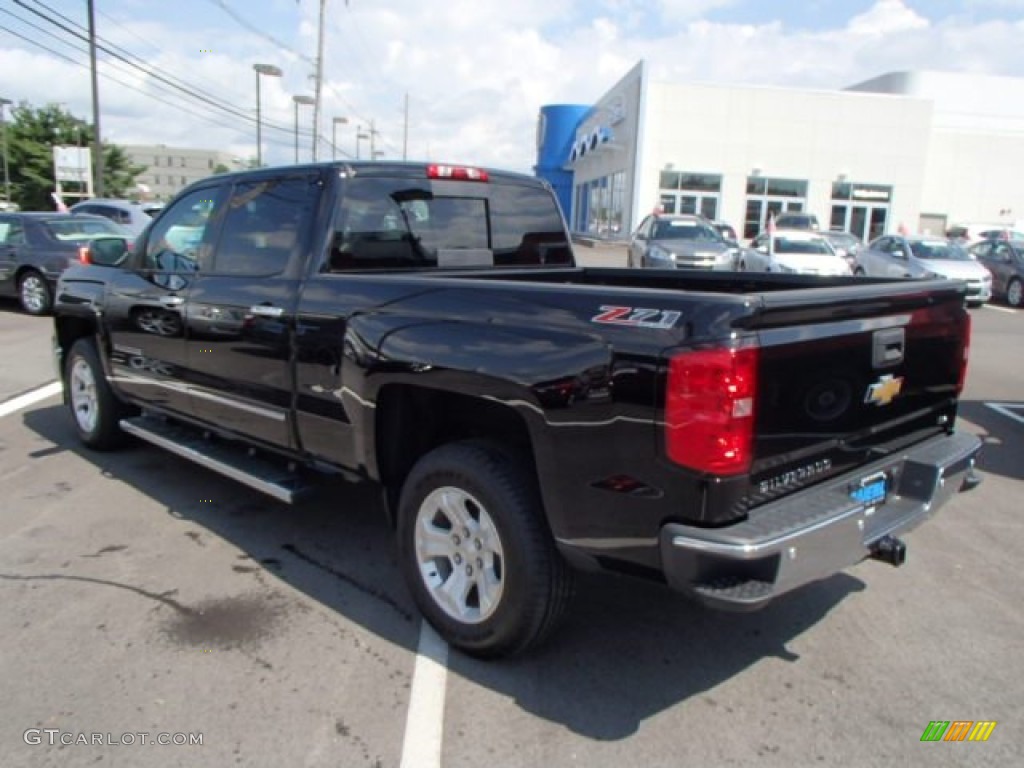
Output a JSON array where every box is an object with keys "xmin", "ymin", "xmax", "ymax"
[
  {"xmin": 66, "ymin": 339, "xmax": 132, "ymax": 450},
  {"xmin": 1007, "ymin": 278, "xmax": 1022, "ymax": 308},
  {"xmin": 18, "ymin": 270, "xmax": 53, "ymax": 315},
  {"xmin": 397, "ymin": 441, "xmax": 573, "ymax": 658}
]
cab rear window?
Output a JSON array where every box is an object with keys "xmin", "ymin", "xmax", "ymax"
[{"xmin": 323, "ymin": 177, "xmax": 571, "ymax": 271}]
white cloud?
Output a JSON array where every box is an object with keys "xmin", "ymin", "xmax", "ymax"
[
  {"xmin": 847, "ymin": 0, "xmax": 930, "ymax": 37},
  {"xmin": 1, "ymin": 0, "xmax": 1023, "ymax": 177}
]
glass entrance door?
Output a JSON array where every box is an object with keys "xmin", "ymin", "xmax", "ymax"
[
  {"xmin": 661, "ymin": 192, "xmax": 719, "ymax": 219},
  {"xmin": 832, "ymin": 204, "xmax": 888, "ymax": 242}
]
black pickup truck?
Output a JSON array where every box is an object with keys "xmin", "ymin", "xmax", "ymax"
[{"xmin": 53, "ymin": 161, "xmax": 981, "ymax": 657}]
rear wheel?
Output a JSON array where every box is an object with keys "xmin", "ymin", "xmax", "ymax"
[
  {"xmin": 397, "ymin": 440, "xmax": 573, "ymax": 658},
  {"xmin": 854, "ymin": 267, "xmax": 866, "ymax": 276},
  {"xmin": 1007, "ymin": 278, "xmax": 1022, "ymax": 308},
  {"xmin": 18, "ymin": 270, "xmax": 52, "ymax": 315},
  {"xmin": 66, "ymin": 339, "xmax": 132, "ymax": 449}
]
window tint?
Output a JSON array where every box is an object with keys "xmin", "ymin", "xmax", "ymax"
[
  {"xmin": 44, "ymin": 217, "xmax": 124, "ymax": 241},
  {"xmin": 212, "ymin": 176, "xmax": 318, "ymax": 276},
  {"xmin": 0, "ymin": 218, "xmax": 26, "ymax": 245},
  {"xmin": 324, "ymin": 177, "xmax": 570, "ymax": 272},
  {"xmin": 144, "ymin": 187, "xmax": 223, "ymax": 273}
]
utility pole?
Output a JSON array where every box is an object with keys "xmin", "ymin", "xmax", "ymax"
[
  {"xmin": 369, "ymin": 119, "xmax": 377, "ymax": 160},
  {"xmin": 403, "ymin": 92, "xmax": 408, "ymax": 161},
  {"xmin": 87, "ymin": 0, "xmax": 104, "ymax": 195},
  {"xmin": 311, "ymin": 0, "xmax": 327, "ymax": 161}
]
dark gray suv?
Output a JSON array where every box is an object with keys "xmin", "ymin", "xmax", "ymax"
[{"xmin": 628, "ymin": 214, "xmax": 736, "ymax": 270}]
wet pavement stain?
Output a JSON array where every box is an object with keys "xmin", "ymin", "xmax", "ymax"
[
  {"xmin": 184, "ymin": 531, "xmax": 205, "ymax": 546},
  {"xmin": 161, "ymin": 593, "xmax": 288, "ymax": 651}
]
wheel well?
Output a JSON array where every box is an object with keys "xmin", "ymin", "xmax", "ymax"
[
  {"xmin": 375, "ymin": 385, "xmax": 537, "ymax": 525},
  {"xmin": 54, "ymin": 316, "xmax": 98, "ymax": 377}
]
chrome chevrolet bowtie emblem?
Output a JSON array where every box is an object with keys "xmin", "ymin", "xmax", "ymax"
[{"xmin": 865, "ymin": 374, "xmax": 903, "ymax": 407}]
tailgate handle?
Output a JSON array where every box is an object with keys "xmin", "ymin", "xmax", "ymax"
[{"xmin": 873, "ymin": 327, "xmax": 905, "ymax": 368}]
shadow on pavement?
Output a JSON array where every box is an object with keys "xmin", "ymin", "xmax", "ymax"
[
  {"xmin": 23, "ymin": 403, "xmax": 863, "ymax": 740},
  {"xmin": 958, "ymin": 400, "xmax": 1024, "ymax": 483}
]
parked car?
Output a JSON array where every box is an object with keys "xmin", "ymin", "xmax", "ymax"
[
  {"xmin": 969, "ymin": 237, "xmax": 1024, "ymax": 307},
  {"xmin": 709, "ymin": 220, "xmax": 739, "ymax": 246},
  {"xmin": 821, "ymin": 230, "xmax": 864, "ymax": 270},
  {"xmin": 740, "ymin": 229, "xmax": 851, "ymax": 275},
  {"xmin": 946, "ymin": 222, "xmax": 1024, "ymax": 245},
  {"xmin": 628, "ymin": 213, "xmax": 736, "ymax": 270},
  {"xmin": 856, "ymin": 234, "xmax": 992, "ymax": 306},
  {"xmin": 69, "ymin": 198, "xmax": 160, "ymax": 237},
  {"xmin": 773, "ymin": 212, "xmax": 820, "ymax": 231},
  {"xmin": 0, "ymin": 212, "xmax": 130, "ymax": 314}
]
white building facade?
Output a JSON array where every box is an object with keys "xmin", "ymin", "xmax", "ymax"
[
  {"xmin": 123, "ymin": 144, "xmax": 240, "ymax": 201},
  {"xmin": 561, "ymin": 63, "xmax": 1024, "ymax": 242}
]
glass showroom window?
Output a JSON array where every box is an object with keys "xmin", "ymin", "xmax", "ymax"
[
  {"xmin": 831, "ymin": 182, "xmax": 892, "ymax": 242},
  {"xmin": 659, "ymin": 171, "xmax": 721, "ymax": 221},
  {"xmin": 743, "ymin": 176, "xmax": 808, "ymax": 240}
]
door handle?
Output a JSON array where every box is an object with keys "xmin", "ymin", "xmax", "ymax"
[
  {"xmin": 249, "ymin": 304, "xmax": 284, "ymax": 318},
  {"xmin": 160, "ymin": 295, "xmax": 184, "ymax": 308}
]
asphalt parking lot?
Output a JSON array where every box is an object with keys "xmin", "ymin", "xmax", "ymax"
[{"xmin": 1, "ymin": 264, "xmax": 1022, "ymax": 767}]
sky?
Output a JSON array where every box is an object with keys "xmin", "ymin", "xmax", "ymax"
[{"xmin": 1, "ymin": 0, "xmax": 1023, "ymax": 174}]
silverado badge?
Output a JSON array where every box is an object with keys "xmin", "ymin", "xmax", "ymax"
[{"xmin": 864, "ymin": 374, "xmax": 903, "ymax": 407}]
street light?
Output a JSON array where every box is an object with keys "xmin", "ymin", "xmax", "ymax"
[
  {"xmin": 292, "ymin": 95, "xmax": 315, "ymax": 163},
  {"xmin": 356, "ymin": 126, "xmax": 370, "ymax": 160},
  {"xmin": 332, "ymin": 117, "xmax": 348, "ymax": 160},
  {"xmin": 0, "ymin": 97, "xmax": 11, "ymax": 205},
  {"xmin": 253, "ymin": 63, "xmax": 282, "ymax": 167}
]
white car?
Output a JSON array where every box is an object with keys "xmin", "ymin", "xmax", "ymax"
[
  {"xmin": 856, "ymin": 235, "xmax": 993, "ymax": 306},
  {"xmin": 739, "ymin": 229, "xmax": 852, "ymax": 276}
]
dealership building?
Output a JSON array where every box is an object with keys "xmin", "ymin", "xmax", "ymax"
[{"xmin": 535, "ymin": 63, "xmax": 1024, "ymax": 242}]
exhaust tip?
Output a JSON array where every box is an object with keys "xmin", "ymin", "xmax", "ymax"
[{"xmin": 870, "ymin": 535, "xmax": 907, "ymax": 567}]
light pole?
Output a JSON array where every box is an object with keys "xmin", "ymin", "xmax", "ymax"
[
  {"xmin": 332, "ymin": 117, "xmax": 348, "ymax": 160},
  {"xmin": 292, "ymin": 95, "xmax": 315, "ymax": 163},
  {"xmin": 253, "ymin": 63, "xmax": 282, "ymax": 167},
  {"xmin": 356, "ymin": 126, "xmax": 369, "ymax": 160},
  {"xmin": 0, "ymin": 97, "xmax": 11, "ymax": 205}
]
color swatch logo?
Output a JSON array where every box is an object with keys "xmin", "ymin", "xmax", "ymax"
[{"xmin": 920, "ymin": 721, "xmax": 997, "ymax": 742}]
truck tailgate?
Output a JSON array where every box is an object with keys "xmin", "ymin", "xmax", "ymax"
[{"xmin": 737, "ymin": 279, "xmax": 970, "ymax": 511}]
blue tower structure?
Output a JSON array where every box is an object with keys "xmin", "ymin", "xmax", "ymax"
[{"xmin": 534, "ymin": 104, "xmax": 588, "ymax": 225}]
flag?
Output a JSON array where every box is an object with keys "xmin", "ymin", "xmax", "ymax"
[{"xmin": 51, "ymin": 191, "xmax": 69, "ymax": 213}]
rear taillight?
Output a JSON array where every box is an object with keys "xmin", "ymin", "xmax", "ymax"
[
  {"xmin": 427, "ymin": 164, "xmax": 488, "ymax": 182},
  {"xmin": 77, "ymin": 245, "xmax": 91, "ymax": 264},
  {"xmin": 957, "ymin": 311, "xmax": 972, "ymax": 394},
  {"xmin": 665, "ymin": 345, "xmax": 758, "ymax": 475}
]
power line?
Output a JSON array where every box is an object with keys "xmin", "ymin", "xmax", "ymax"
[
  {"xmin": 206, "ymin": 0, "xmax": 315, "ymax": 64},
  {"xmin": 14, "ymin": 0, "xmax": 297, "ymax": 136},
  {"xmin": 0, "ymin": 23, "xmax": 302, "ymax": 151}
]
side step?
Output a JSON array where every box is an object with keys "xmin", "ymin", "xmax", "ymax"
[
  {"xmin": 119, "ymin": 415, "xmax": 311, "ymax": 504},
  {"xmin": 691, "ymin": 577, "xmax": 774, "ymax": 611}
]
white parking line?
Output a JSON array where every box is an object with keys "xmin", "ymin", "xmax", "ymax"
[
  {"xmin": 983, "ymin": 304, "xmax": 1017, "ymax": 314},
  {"xmin": 985, "ymin": 402, "xmax": 1024, "ymax": 426},
  {"xmin": 0, "ymin": 381, "xmax": 62, "ymax": 419},
  {"xmin": 399, "ymin": 621, "xmax": 449, "ymax": 768}
]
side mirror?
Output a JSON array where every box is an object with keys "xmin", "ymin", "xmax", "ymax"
[{"xmin": 81, "ymin": 236, "xmax": 131, "ymax": 267}]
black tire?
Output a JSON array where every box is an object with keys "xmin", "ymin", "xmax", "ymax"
[
  {"xmin": 65, "ymin": 338, "xmax": 132, "ymax": 450},
  {"xmin": 1007, "ymin": 278, "xmax": 1023, "ymax": 308},
  {"xmin": 397, "ymin": 440, "xmax": 574, "ymax": 658},
  {"xmin": 18, "ymin": 270, "xmax": 53, "ymax": 315},
  {"xmin": 854, "ymin": 267, "xmax": 866, "ymax": 276}
]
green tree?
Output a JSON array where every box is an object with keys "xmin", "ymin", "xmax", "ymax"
[
  {"xmin": 212, "ymin": 162, "xmax": 230, "ymax": 174},
  {"xmin": 6, "ymin": 102, "xmax": 145, "ymax": 210}
]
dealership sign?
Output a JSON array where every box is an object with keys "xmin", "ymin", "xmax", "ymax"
[{"xmin": 53, "ymin": 145, "xmax": 93, "ymax": 185}]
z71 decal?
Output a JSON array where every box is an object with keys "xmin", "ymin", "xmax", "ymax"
[{"xmin": 591, "ymin": 305, "xmax": 682, "ymax": 330}]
